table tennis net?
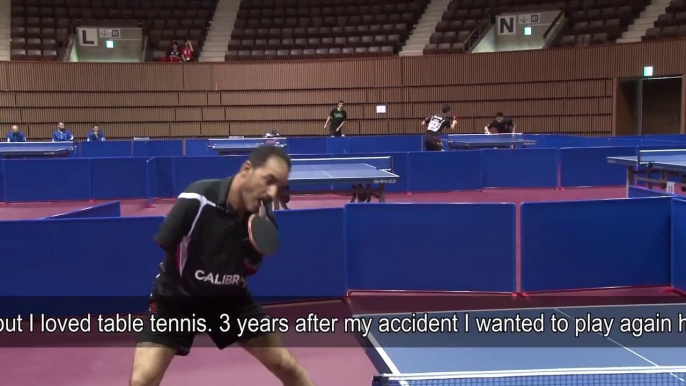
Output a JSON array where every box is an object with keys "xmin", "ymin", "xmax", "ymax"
[
  {"xmin": 637, "ymin": 149, "xmax": 686, "ymax": 163},
  {"xmin": 291, "ymin": 156, "xmax": 393, "ymax": 171},
  {"xmin": 371, "ymin": 366, "xmax": 686, "ymax": 386},
  {"xmin": 447, "ymin": 133, "xmax": 523, "ymax": 138}
]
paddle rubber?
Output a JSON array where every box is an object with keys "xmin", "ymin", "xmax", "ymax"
[{"xmin": 248, "ymin": 213, "xmax": 279, "ymax": 256}]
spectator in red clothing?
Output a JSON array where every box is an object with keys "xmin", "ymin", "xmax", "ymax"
[{"xmin": 182, "ymin": 39, "xmax": 194, "ymax": 62}]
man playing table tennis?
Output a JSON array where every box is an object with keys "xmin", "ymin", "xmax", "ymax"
[
  {"xmin": 484, "ymin": 112, "xmax": 516, "ymax": 134},
  {"xmin": 421, "ymin": 104, "xmax": 457, "ymax": 151},
  {"xmin": 130, "ymin": 146, "xmax": 315, "ymax": 386}
]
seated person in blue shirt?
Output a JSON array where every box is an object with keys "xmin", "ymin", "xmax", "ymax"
[
  {"xmin": 6, "ymin": 125, "xmax": 27, "ymax": 142},
  {"xmin": 52, "ymin": 122, "xmax": 74, "ymax": 142},
  {"xmin": 87, "ymin": 124, "xmax": 105, "ymax": 141}
]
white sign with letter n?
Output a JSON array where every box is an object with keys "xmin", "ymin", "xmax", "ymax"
[{"xmin": 497, "ymin": 15, "xmax": 516, "ymax": 35}]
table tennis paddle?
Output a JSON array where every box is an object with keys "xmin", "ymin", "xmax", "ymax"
[{"xmin": 247, "ymin": 200, "xmax": 279, "ymax": 256}]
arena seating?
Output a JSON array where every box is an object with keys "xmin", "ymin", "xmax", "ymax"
[
  {"xmin": 225, "ymin": 0, "xmax": 427, "ymax": 61},
  {"xmin": 9, "ymin": 0, "xmax": 216, "ymax": 62},
  {"xmin": 422, "ymin": 0, "xmax": 648, "ymax": 54},
  {"xmin": 642, "ymin": 0, "xmax": 686, "ymax": 41},
  {"xmin": 423, "ymin": 0, "xmax": 496, "ymax": 55},
  {"xmin": 557, "ymin": 0, "xmax": 647, "ymax": 47}
]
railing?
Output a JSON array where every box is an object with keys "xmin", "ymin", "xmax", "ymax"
[{"xmin": 543, "ymin": 10, "xmax": 567, "ymax": 48}]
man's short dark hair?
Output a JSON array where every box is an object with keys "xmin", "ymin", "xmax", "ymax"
[
  {"xmin": 248, "ymin": 145, "xmax": 291, "ymax": 170},
  {"xmin": 442, "ymin": 104, "xmax": 451, "ymax": 113},
  {"xmin": 338, "ymin": 100, "xmax": 344, "ymax": 104},
  {"xmin": 495, "ymin": 112, "xmax": 504, "ymax": 117}
]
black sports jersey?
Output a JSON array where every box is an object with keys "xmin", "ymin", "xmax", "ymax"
[
  {"xmin": 151, "ymin": 176, "xmax": 275, "ymax": 300},
  {"xmin": 425, "ymin": 114, "xmax": 451, "ymax": 134},
  {"xmin": 487, "ymin": 118, "xmax": 515, "ymax": 133}
]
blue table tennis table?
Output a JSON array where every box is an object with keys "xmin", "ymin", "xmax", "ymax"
[
  {"xmin": 0, "ymin": 142, "xmax": 76, "ymax": 158},
  {"xmin": 208, "ymin": 137, "xmax": 288, "ymax": 155},
  {"xmin": 607, "ymin": 149, "xmax": 686, "ymax": 195},
  {"xmin": 366, "ymin": 302, "xmax": 686, "ymax": 385},
  {"xmin": 446, "ymin": 134, "xmax": 536, "ymax": 150},
  {"xmin": 275, "ymin": 156, "xmax": 399, "ymax": 209}
]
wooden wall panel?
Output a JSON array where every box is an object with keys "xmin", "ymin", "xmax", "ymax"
[
  {"xmin": 574, "ymin": 45, "xmax": 611, "ymax": 79},
  {"xmin": 0, "ymin": 108, "xmax": 21, "ymax": 123},
  {"xmin": 611, "ymin": 39, "xmax": 686, "ymax": 78},
  {"xmin": 212, "ymin": 57, "xmax": 401, "ymax": 91},
  {"xmin": 567, "ymin": 80, "xmax": 607, "ymax": 98},
  {"xmin": 404, "ymin": 82, "xmax": 573, "ymax": 103},
  {"xmin": 21, "ymin": 107, "xmax": 175, "ymax": 123},
  {"xmin": 0, "ymin": 39, "xmax": 682, "ymax": 93},
  {"xmin": 207, "ymin": 92, "xmax": 221, "ymax": 106},
  {"xmin": 367, "ymin": 88, "xmax": 405, "ymax": 103},
  {"xmin": 363, "ymin": 104, "xmax": 403, "ymax": 119},
  {"xmin": 202, "ymin": 107, "xmax": 225, "ymax": 121},
  {"xmin": 183, "ymin": 64, "xmax": 214, "ymax": 91},
  {"xmin": 563, "ymin": 98, "xmax": 599, "ymax": 115},
  {"xmin": 387, "ymin": 119, "xmax": 422, "ymax": 134},
  {"xmin": 178, "ymin": 92, "xmax": 208, "ymax": 106},
  {"xmin": 0, "ymin": 92, "xmax": 15, "ymax": 107},
  {"xmin": 201, "ymin": 122, "xmax": 231, "ymax": 136},
  {"xmin": 170, "ymin": 122, "xmax": 201, "ymax": 136},
  {"xmin": 599, "ymin": 97, "xmax": 613, "ymax": 114},
  {"xmin": 605, "ymin": 79, "xmax": 614, "ymax": 96},
  {"xmin": 1, "ymin": 38, "xmax": 685, "ymax": 139},
  {"xmin": 6, "ymin": 63, "xmax": 185, "ymax": 91},
  {"xmin": 176, "ymin": 108, "xmax": 203, "ymax": 121},
  {"xmin": 230, "ymin": 120, "xmax": 325, "ymax": 136},
  {"xmin": 220, "ymin": 89, "xmax": 366, "ymax": 106},
  {"xmin": 224, "ymin": 105, "xmax": 364, "ymax": 121},
  {"xmin": 14, "ymin": 92, "xmax": 180, "ymax": 107},
  {"xmin": 358, "ymin": 119, "xmax": 388, "ymax": 135},
  {"xmin": 500, "ymin": 116, "xmax": 560, "ymax": 133},
  {"xmin": 559, "ymin": 116, "xmax": 594, "ymax": 133},
  {"xmin": 402, "ymin": 48, "xmax": 575, "ymax": 86},
  {"xmin": 0, "ymin": 62, "xmax": 8, "ymax": 91},
  {"xmin": 404, "ymin": 85, "xmax": 461, "ymax": 102},
  {"xmin": 591, "ymin": 115, "xmax": 613, "ymax": 132},
  {"xmin": 27, "ymin": 122, "xmax": 171, "ymax": 138}
]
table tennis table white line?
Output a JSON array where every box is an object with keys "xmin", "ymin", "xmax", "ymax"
[
  {"xmin": 366, "ymin": 330, "xmax": 409, "ymax": 386},
  {"xmin": 352, "ymin": 301, "xmax": 686, "ymax": 318},
  {"xmin": 376, "ymin": 366, "xmax": 686, "ymax": 380},
  {"xmin": 553, "ymin": 307, "xmax": 686, "ymax": 383},
  {"xmin": 292, "ymin": 163, "xmax": 379, "ymax": 169},
  {"xmin": 291, "ymin": 156, "xmax": 391, "ymax": 162},
  {"xmin": 370, "ymin": 304, "xmax": 686, "ymax": 384},
  {"xmin": 447, "ymin": 133, "xmax": 524, "ymax": 137},
  {"xmin": 639, "ymin": 149, "xmax": 686, "ymax": 155},
  {"xmin": 289, "ymin": 172, "xmax": 399, "ymax": 181},
  {"xmin": 552, "ymin": 308, "xmax": 659, "ymax": 368}
]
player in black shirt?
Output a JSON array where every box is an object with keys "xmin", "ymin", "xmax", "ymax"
[
  {"xmin": 422, "ymin": 104, "xmax": 457, "ymax": 151},
  {"xmin": 130, "ymin": 146, "xmax": 315, "ymax": 386},
  {"xmin": 484, "ymin": 112, "xmax": 516, "ymax": 134},
  {"xmin": 325, "ymin": 100, "xmax": 347, "ymax": 137}
]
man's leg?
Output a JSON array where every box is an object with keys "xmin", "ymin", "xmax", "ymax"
[
  {"xmin": 239, "ymin": 333, "xmax": 315, "ymax": 386},
  {"xmin": 129, "ymin": 343, "xmax": 177, "ymax": 386},
  {"xmin": 211, "ymin": 298, "xmax": 315, "ymax": 386},
  {"xmin": 130, "ymin": 300, "xmax": 195, "ymax": 386}
]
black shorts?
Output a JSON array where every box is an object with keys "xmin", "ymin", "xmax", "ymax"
[
  {"xmin": 424, "ymin": 135, "xmax": 443, "ymax": 151},
  {"xmin": 136, "ymin": 295, "xmax": 269, "ymax": 356}
]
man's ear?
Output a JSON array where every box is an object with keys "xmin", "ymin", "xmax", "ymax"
[{"xmin": 240, "ymin": 160, "xmax": 253, "ymax": 175}]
